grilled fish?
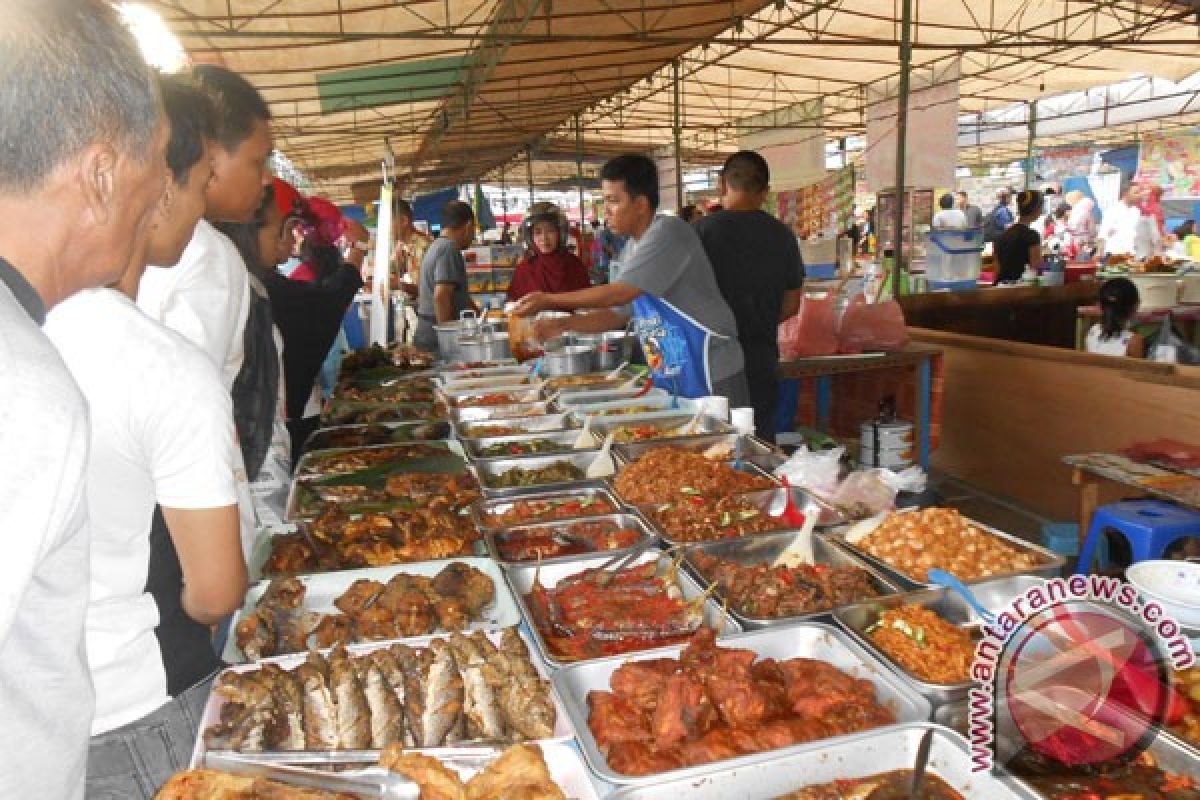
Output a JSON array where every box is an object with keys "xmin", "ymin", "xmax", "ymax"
[
  {"xmin": 492, "ymin": 629, "xmax": 556, "ymax": 740},
  {"xmin": 228, "ymin": 706, "xmax": 276, "ymax": 752},
  {"xmin": 448, "ymin": 632, "xmax": 506, "ymax": 741},
  {"xmin": 329, "ymin": 644, "xmax": 371, "ymax": 749},
  {"xmin": 401, "ymin": 645, "xmax": 429, "ymax": 747},
  {"xmin": 420, "ymin": 639, "xmax": 465, "ymax": 746},
  {"xmin": 375, "ymin": 647, "xmax": 416, "ymax": 748},
  {"xmin": 359, "ymin": 661, "xmax": 407, "ymax": 748},
  {"xmin": 296, "ymin": 658, "xmax": 337, "ymax": 750},
  {"xmin": 260, "ymin": 664, "xmax": 306, "ymax": 751}
]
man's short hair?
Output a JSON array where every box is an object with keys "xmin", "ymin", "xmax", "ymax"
[
  {"xmin": 0, "ymin": 0, "xmax": 160, "ymax": 193},
  {"xmin": 939, "ymin": 193, "xmax": 955, "ymax": 210},
  {"xmin": 601, "ymin": 154, "xmax": 659, "ymax": 210},
  {"xmin": 159, "ymin": 74, "xmax": 216, "ymax": 186},
  {"xmin": 721, "ymin": 150, "xmax": 770, "ymax": 194},
  {"xmin": 394, "ymin": 198, "xmax": 414, "ymax": 220},
  {"xmin": 192, "ymin": 64, "xmax": 270, "ymax": 153},
  {"xmin": 442, "ymin": 200, "xmax": 475, "ymax": 229},
  {"xmin": 955, "ymin": 190, "xmax": 968, "ymax": 199}
]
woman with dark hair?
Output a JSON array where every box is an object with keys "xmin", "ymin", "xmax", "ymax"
[
  {"xmin": 506, "ymin": 201, "xmax": 590, "ymax": 302},
  {"xmin": 1085, "ymin": 277, "xmax": 1144, "ymax": 358},
  {"xmin": 217, "ymin": 181, "xmax": 363, "ymax": 464},
  {"xmin": 992, "ymin": 189, "xmax": 1044, "ymax": 284}
]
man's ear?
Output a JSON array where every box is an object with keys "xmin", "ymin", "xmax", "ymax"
[{"xmin": 77, "ymin": 142, "xmax": 119, "ymax": 227}]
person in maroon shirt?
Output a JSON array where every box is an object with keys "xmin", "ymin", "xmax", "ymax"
[{"xmin": 506, "ymin": 202, "xmax": 591, "ymax": 301}]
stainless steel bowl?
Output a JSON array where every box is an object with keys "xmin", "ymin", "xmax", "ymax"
[
  {"xmin": 456, "ymin": 331, "xmax": 512, "ymax": 363},
  {"xmin": 543, "ymin": 344, "xmax": 597, "ymax": 376},
  {"xmin": 582, "ymin": 330, "xmax": 635, "ymax": 371}
]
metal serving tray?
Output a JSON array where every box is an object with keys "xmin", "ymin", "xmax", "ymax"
[
  {"xmin": 827, "ymin": 512, "xmax": 1067, "ymax": 590},
  {"xmin": 474, "ymin": 451, "xmax": 606, "ymax": 497},
  {"xmin": 221, "ymin": 556, "xmax": 519, "ymax": 663},
  {"xmin": 568, "ymin": 406, "xmax": 708, "ymax": 428},
  {"xmin": 504, "ymin": 548, "xmax": 742, "ymax": 670},
  {"xmin": 470, "ymin": 485, "xmax": 626, "ymax": 531},
  {"xmin": 614, "ymin": 460, "xmax": 781, "ymax": 510},
  {"xmin": 613, "ymin": 433, "xmax": 782, "ymax": 470},
  {"xmin": 191, "ymin": 628, "xmax": 576, "ymax": 768},
  {"xmin": 586, "ymin": 411, "xmax": 735, "ymax": 441},
  {"xmin": 638, "ymin": 486, "xmax": 827, "ymax": 547},
  {"xmin": 834, "ymin": 576, "xmax": 1048, "ymax": 705},
  {"xmin": 485, "ymin": 512, "xmax": 656, "ymax": 568},
  {"xmin": 684, "ymin": 532, "xmax": 903, "ymax": 629},
  {"xmin": 934, "ymin": 700, "xmax": 1200, "ymax": 796},
  {"xmin": 302, "ymin": 421, "xmax": 456, "ymax": 454},
  {"xmin": 544, "ymin": 369, "xmax": 644, "ymax": 393},
  {"xmin": 461, "ymin": 429, "xmax": 598, "ymax": 462},
  {"xmin": 436, "ymin": 373, "xmax": 542, "ymax": 391},
  {"xmin": 436, "ymin": 384, "xmax": 544, "ymax": 407},
  {"xmin": 556, "ymin": 387, "xmax": 666, "ymax": 408},
  {"xmin": 606, "ymin": 722, "xmax": 1038, "ymax": 800},
  {"xmin": 436, "ymin": 359, "xmax": 520, "ymax": 378},
  {"xmin": 320, "ymin": 400, "xmax": 445, "ymax": 428},
  {"xmin": 552, "ymin": 621, "xmax": 932, "ymax": 786},
  {"xmin": 457, "ymin": 412, "xmax": 577, "ymax": 438},
  {"xmin": 453, "ymin": 400, "xmax": 554, "ymax": 423},
  {"xmin": 566, "ymin": 392, "xmax": 695, "ymax": 416},
  {"xmin": 294, "ymin": 440, "xmax": 463, "ymax": 479}
]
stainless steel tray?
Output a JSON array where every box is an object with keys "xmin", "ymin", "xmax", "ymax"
[
  {"xmin": 833, "ymin": 575, "xmax": 1048, "ymax": 705},
  {"xmin": 565, "ymin": 393, "xmax": 696, "ymax": 417},
  {"xmin": 470, "ymin": 485, "xmax": 626, "ymax": 531},
  {"xmin": 638, "ymin": 486, "xmax": 827, "ymax": 547},
  {"xmin": 321, "ymin": 400, "xmax": 444, "ymax": 427},
  {"xmin": 586, "ymin": 411, "xmax": 735, "ymax": 441},
  {"xmin": 435, "ymin": 360, "xmax": 522, "ymax": 381},
  {"xmin": 457, "ymin": 412, "xmax": 577, "ymax": 438},
  {"xmin": 504, "ymin": 548, "xmax": 742, "ymax": 670},
  {"xmin": 552, "ymin": 621, "xmax": 932, "ymax": 785},
  {"xmin": 485, "ymin": 512, "xmax": 656, "ymax": 567},
  {"xmin": 294, "ymin": 440, "xmax": 463, "ymax": 479},
  {"xmin": 302, "ymin": 421, "xmax": 456, "ymax": 453},
  {"xmin": 615, "ymin": 460, "xmax": 782, "ymax": 510},
  {"xmin": 437, "ymin": 373, "xmax": 542, "ymax": 391},
  {"xmin": 557, "ymin": 387, "xmax": 666, "ymax": 408},
  {"xmin": 437, "ymin": 384, "xmax": 544, "ymax": 407},
  {"xmin": 684, "ymin": 532, "xmax": 903, "ymax": 629},
  {"xmin": 613, "ymin": 433, "xmax": 784, "ymax": 473},
  {"xmin": 606, "ymin": 722, "xmax": 1038, "ymax": 799},
  {"xmin": 935, "ymin": 700, "xmax": 1200, "ymax": 795},
  {"xmin": 544, "ymin": 369, "xmax": 644, "ymax": 392},
  {"xmin": 191, "ymin": 629, "xmax": 575, "ymax": 768},
  {"xmin": 453, "ymin": 400, "xmax": 554, "ymax": 423},
  {"xmin": 474, "ymin": 451, "xmax": 605, "ymax": 497},
  {"xmin": 222, "ymin": 557, "xmax": 519, "ymax": 663},
  {"xmin": 828, "ymin": 512, "xmax": 1067, "ymax": 589},
  {"xmin": 461, "ymin": 429, "xmax": 598, "ymax": 462}
]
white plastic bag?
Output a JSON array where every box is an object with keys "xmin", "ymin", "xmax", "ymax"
[
  {"xmin": 772, "ymin": 445, "xmax": 844, "ymax": 497},
  {"xmin": 828, "ymin": 466, "xmax": 927, "ymax": 518}
]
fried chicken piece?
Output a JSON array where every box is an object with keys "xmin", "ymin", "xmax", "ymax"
[
  {"xmin": 587, "ymin": 691, "xmax": 651, "ymax": 748},
  {"xmin": 262, "ymin": 533, "xmax": 318, "ymax": 576},
  {"xmin": 257, "ymin": 577, "xmax": 306, "ymax": 610},
  {"xmin": 464, "ymin": 744, "xmax": 565, "ymax": 800},
  {"xmin": 312, "ymin": 615, "xmax": 354, "ymax": 649},
  {"xmin": 609, "ymin": 658, "xmax": 677, "ymax": 710},
  {"xmin": 155, "ymin": 769, "xmax": 354, "ymax": 799},
  {"xmin": 234, "ymin": 609, "xmax": 276, "ymax": 662},
  {"xmin": 651, "ymin": 672, "xmax": 711, "ymax": 747},
  {"xmin": 333, "ymin": 579, "xmax": 385, "ymax": 615},
  {"xmin": 704, "ymin": 674, "xmax": 771, "ymax": 730},
  {"xmin": 431, "ymin": 563, "xmax": 495, "ymax": 614},
  {"xmin": 353, "ymin": 606, "xmax": 400, "ymax": 641},
  {"xmin": 677, "ymin": 726, "xmax": 743, "ymax": 767},
  {"xmin": 606, "ymin": 741, "xmax": 683, "ymax": 776},
  {"xmin": 431, "ymin": 596, "xmax": 468, "ymax": 631},
  {"xmin": 379, "ymin": 749, "xmax": 465, "ymax": 800}
]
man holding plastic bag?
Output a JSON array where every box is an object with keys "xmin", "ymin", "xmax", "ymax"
[{"xmin": 513, "ymin": 155, "xmax": 750, "ymax": 405}]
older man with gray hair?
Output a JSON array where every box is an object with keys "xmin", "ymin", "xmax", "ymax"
[{"xmin": 0, "ymin": 1, "xmax": 166, "ymax": 797}]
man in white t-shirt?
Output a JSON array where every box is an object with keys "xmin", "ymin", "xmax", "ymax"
[
  {"xmin": 0, "ymin": 3, "xmax": 167, "ymax": 798},
  {"xmin": 137, "ymin": 65, "xmax": 276, "ymax": 559},
  {"xmin": 46, "ymin": 73, "xmax": 249, "ymax": 799}
]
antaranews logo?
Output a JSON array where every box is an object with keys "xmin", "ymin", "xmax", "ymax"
[{"xmin": 968, "ymin": 574, "xmax": 1194, "ymax": 773}]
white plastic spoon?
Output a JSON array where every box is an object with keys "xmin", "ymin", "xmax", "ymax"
[
  {"xmin": 573, "ymin": 414, "xmax": 595, "ymax": 449},
  {"xmin": 606, "ymin": 360, "xmax": 631, "ymax": 380},
  {"xmin": 585, "ymin": 432, "xmax": 617, "ymax": 478}
]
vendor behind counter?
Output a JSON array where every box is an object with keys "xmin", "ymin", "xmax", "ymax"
[
  {"xmin": 513, "ymin": 154, "xmax": 749, "ymax": 405},
  {"xmin": 992, "ymin": 189, "xmax": 1044, "ymax": 285}
]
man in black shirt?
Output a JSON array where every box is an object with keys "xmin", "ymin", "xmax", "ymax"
[{"xmin": 695, "ymin": 151, "xmax": 805, "ymax": 440}]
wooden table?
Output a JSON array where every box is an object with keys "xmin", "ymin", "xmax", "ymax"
[
  {"xmin": 777, "ymin": 343, "xmax": 942, "ymax": 468},
  {"xmin": 1064, "ymin": 453, "xmax": 1200, "ymax": 549}
]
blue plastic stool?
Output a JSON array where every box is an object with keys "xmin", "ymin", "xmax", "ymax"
[{"xmin": 1075, "ymin": 499, "xmax": 1200, "ymax": 574}]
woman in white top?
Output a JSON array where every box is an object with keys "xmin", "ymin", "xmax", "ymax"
[
  {"xmin": 1100, "ymin": 188, "xmax": 1143, "ymax": 257},
  {"xmin": 1085, "ymin": 277, "xmax": 1144, "ymax": 358}
]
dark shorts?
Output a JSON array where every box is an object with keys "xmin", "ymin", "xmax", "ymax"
[{"xmin": 86, "ymin": 673, "xmax": 215, "ymax": 800}]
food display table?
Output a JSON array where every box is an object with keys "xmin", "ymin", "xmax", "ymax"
[
  {"xmin": 166, "ymin": 347, "xmax": 1200, "ymax": 800},
  {"xmin": 1064, "ymin": 452, "xmax": 1200, "ymax": 550},
  {"xmin": 777, "ymin": 343, "xmax": 942, "ymax": 468}
]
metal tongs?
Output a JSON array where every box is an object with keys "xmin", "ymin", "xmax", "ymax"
[{"xmin": 204, "ymin": 752, "xmax": 419, "ymax": 799}]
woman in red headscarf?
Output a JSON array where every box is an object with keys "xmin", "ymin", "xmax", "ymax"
[
  {"xmin": 286, "ymin": 195, "xmax": 348, "ymax": 285},
  {"xmin": 506, "ymin": 202, "xmax": 591, "ymax": 301}
]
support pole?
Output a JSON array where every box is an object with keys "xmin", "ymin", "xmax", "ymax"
[
  {"xmin": 672, "ymin": 59, "xmax": 683, "ymax": 211},
  {"xmin": 891, "ymin": 0, "xmax": 913, "ymax": 296},
  {"xmin": 1025, "ymin": 100, "xmax": 1037, "ymax": 190},
  {"xmin": 575, "ymin": 113, "xmax": 585, "ymax": 227},
  {"xmin": 526, "ymin": 147, "xmax": 535, "ymax": 206}
]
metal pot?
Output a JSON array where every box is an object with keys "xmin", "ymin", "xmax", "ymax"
[
  {"xmin": 457, "ymin": 331, "xmax": 512, "ymax": 363},
  {"xmin": 542, "ymin": 344, "xmax": 597, "ymax": 376},
  {"xmin": 589, "ymin": 330, "xmax": 635, "ymax": 371}
]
